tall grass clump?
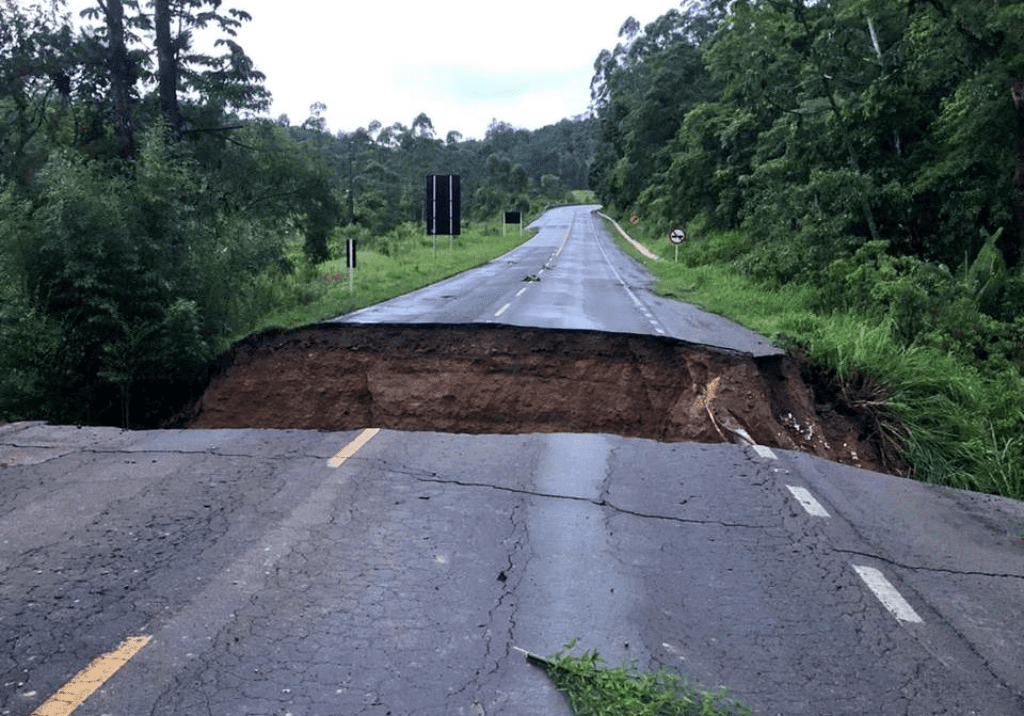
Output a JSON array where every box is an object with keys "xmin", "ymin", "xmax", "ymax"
[{"xmin": 793, "ymin": 315, "xmax": 1024, "ymax": 497}]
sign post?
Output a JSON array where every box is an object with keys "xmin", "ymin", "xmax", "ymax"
[
  {"xmin": 346, "ymin": 238, "xmax": 356, "ymax": 293},
  {"xmin": 670, "ymin": 227, "xmax": 686, "ymax": 262},
  {"xmin": 426, "ymin": 174, "xmax": 460, "ymax": 258},
  {"xmin": 504, "ymin": 211, "xmax": 522, "ymax": 236}
]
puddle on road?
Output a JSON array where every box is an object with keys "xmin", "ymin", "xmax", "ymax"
[{"xmin": 178, "ymin": 323, "xmax": 884, "ymax": 471}]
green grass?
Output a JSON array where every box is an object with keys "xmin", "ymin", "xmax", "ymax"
[
  {"xmin": 229, "ymin": 220, "xmax": 537, "ymax": 342},
  {"xmin": 525, "ymin": 642, "xmax": 752, "ymax": 716},
  {"xmin": 566, "ymin": 189, "xmax": 599, "ymax": 204},
  {"xmin": 600, "ymin": 216, "xmax": 820, "ymax": 339},
  {"xmin": 602, "ymin": 215, "xmax": 1024, "ymax": 501}
]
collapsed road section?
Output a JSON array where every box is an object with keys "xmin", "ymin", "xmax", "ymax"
[{"xmin": 185, "ymin": 323, "xmax": 881, "ymax": 471}]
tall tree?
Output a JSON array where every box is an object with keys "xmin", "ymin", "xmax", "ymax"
[
  {"xmin": 153, "ymin": 0, "xmax": 179, "ymax": 134},
  {"xmin": 99, "ymin": 0, "xmax": 135, "ymax": 154},
  {"xmin": 0, "ymin": 0, "xmax": 77, "ymax": 183},
  {"xmin": 1015, "ymin": 79, "xmax": 1024, "ymax": 245},
  {"xmin": 588, "ymin": 7, "xmax": 719, "ymax": 210}
]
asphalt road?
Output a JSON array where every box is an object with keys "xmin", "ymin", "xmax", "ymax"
[
  {"xmin": 332, "ymin": 205, "xmax": 779, "ymax": 357},
  {"xmin": 2, "ymin": 206, "xmax": 1023, "ymax": 716}
]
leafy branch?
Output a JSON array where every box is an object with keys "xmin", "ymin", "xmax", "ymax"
[{"xmin": 516, "ymin": 641, "xmax": 752, "ymax": 716}]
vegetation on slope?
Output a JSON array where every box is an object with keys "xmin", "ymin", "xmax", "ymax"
[
  {"xmin": 0, "ymin": 0, "xmax": 586, "ymax": 427},
  {"xmin": 591, "ymin": 0, "xmax": 1024, "ymax": 500},
  {"xmin": 608, "ymin": 217, "xmax": 1024, "ymax": 501}
]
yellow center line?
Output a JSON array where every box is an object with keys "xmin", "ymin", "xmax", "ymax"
[
  {"xmin": 31, "ymin": 635, "xmax": 151, "ymax": 716},
  {"xmin": 327, "ymin": 427, "xmax": 381, "ymax": 468}
]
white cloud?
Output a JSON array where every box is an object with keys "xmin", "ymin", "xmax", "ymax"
[{"xmin": 62, "ymin": 0, "xmax": 685, "ymax": 138}]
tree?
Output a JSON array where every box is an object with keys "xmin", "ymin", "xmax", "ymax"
[
  {"xmin": 80, "ymin": 0, "xmax": 269, "ymax": 140},
  {"xmin": 99, "ymin": 0, "xmax": 136, "ymax": 154},
  {"xmin": 588, "ymin": 7, "xmax": 720, "ymax": 210},
  {"xmin": 153, "ymin": 0, "xmax": 179, "ymax": 133},
  {"xmin": 0, "ymin": 0, "xmax": 77, "ymax": 184}
]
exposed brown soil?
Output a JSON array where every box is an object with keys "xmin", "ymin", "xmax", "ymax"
[{"xmin": 184, "ymin": 323, "xmax": 885, "ymax": 472}]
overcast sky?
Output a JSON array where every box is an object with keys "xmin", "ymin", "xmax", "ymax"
[{"xmin": 65, "ymin": 0, "xmax": 685, "ymax": 139}]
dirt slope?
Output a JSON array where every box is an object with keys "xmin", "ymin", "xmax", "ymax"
[{"xmin": 185, "ymin": 323, "xmax": 883, "ymax": 472}]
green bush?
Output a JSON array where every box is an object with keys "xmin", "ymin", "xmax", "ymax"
[{"xmin": 0, "ymin": 129, "xmax": 294, "ymax": 425}]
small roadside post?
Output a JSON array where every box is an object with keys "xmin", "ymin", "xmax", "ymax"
[
  {"xmin": 346, "ymin": 238, "xmax": 356, "ymax": 293},
  {"xmin": 670, "ymin": 227, "xmax": 686, "ymax": 261}
]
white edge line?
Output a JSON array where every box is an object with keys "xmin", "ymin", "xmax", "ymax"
[
  {"xmin": 786, "ymin": 485, "xmax": 831, "ymax": 518},
  {"xmin": 853, "ymin": 565, "xmax": 923, "ymax": 623},
  {"xmin": 731, "ymin": 426, "xmax": 777, "ymax": 460},
  {"xmin": 752, "ymin": 444, "xmax": 777, "ymax": 459}
]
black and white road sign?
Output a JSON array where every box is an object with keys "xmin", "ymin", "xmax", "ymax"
[{"xmin": 670, "ymin": 228, "xmax": 686, "ymax": 244}]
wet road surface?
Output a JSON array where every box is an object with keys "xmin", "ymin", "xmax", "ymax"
[
  {"xmin": 333, "ymin": 205, "xmax": 779, "ymax": 357},
  {"xmin": 3, "ymin": 206, "xmax": 1023, "ymax": 715},
  {"xmin": 2, "ymin": 422, "xmax": 1023, "ymax": 715}
]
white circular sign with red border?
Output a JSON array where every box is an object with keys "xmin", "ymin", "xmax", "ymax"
[{"xmin": 670, "ymin": 228, "xmax": 686, "ymax": 244}]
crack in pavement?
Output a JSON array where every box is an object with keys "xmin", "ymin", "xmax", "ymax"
[
  {"xmin": 406, "ymin": 472, "xmax": 768, "ymax": 530},
  {"xmin": 834, "ymin": 547, "xmax": 1024, "ymax": 581},
  {"xmin": 457, "ymin": 502, "xmax": 527, "ymax": 716},
  {"xmin": 0, "ymin": 442, "xmax": 343, "ymax": 466}
]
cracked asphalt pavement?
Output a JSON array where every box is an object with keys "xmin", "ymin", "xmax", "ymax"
[{"xmin": 3, "ymin": 422, "xmax": 1023, "ymax": 715}]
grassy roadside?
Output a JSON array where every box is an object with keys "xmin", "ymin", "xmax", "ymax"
[
  {"xmin": 601, "ymin": 215, "xmax": 1024, "ymax": 502},
  {"xmin": 227, "ymin": 220, "xmax": 537, "ymax": 343}
]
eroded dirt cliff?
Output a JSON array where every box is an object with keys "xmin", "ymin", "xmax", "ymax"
[{"xmin": 185, "ymin": 323, "xmax": 883, "ymax": 471}]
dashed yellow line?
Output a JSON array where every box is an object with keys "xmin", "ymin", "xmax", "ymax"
[
  {"xmin": 327, "ymin": 427, "xmax": 380, "ymax": 468},
  {"xmin": 31, "ymin": 635, "xmax": 151, "ymax": 716}
]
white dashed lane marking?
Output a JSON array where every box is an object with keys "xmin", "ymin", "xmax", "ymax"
[
  {"xmin": 586, "ymin": 214, "xmax": 668, "ymax": 337},
  {"xmin": 782, "ymin": 481, "xmax": 924, "ymax": 626},
  {"xmin": 786, "ymin": 485, "xmax": 831, "ymax": 517},
  {"xmin": 853, "ymin": 565, "xmax": 924, "ymax": 623},
  {"xmin": 726, "ymin": 425, "xmax": 777, "ymax": 460}
]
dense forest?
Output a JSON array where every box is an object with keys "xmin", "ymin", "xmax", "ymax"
[
  {"xmin": 589, "ymin": 0, "xmax": 1024, "ymax": 496},
  {"xmin": 591, "ymin": 0, "xmax": 1024, "ymax": 274},
  {"xmin": 0, "ymin": 0, "xmax": 594, "ymax": 425}
]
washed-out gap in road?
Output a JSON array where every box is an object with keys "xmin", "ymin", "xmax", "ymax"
[{"xmin": 180, "ymin": 322, "xmax": 882, "ymax": 472}]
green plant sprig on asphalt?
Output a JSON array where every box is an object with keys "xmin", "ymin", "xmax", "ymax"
[{"xmin": 528, "ymin": 641, "xmax": 752, "ymax": 716}]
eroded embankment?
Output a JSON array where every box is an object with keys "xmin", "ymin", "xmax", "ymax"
[{"xmin": 185, "ymin": 323, "xmax": 881, "ymax": 471}]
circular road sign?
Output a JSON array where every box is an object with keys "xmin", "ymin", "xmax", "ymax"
[
  {"xmin": 670, "ymin": 228, "xmax": 686, "ymax": 244},
  {"xmin": 630, "ymin": 214, "xmax": 640, "ymax": 226}
]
